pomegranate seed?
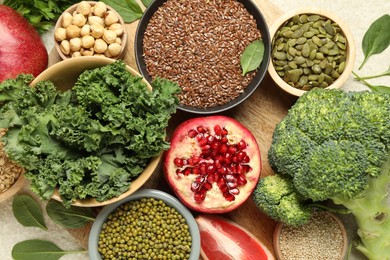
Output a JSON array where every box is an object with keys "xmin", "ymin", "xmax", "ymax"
[
  {"xmin": 227, "ymin": 182, "xmax": 238, "ymax": 189},
  {"xmin": 221, "ymin": 128, "xmax": 228, "ymax": 136},
  {"xmin": 237, "ymin": 140, "xmax": 247, "ymax": 150},
  {"xmin": 202, "ymin": 182, "xmax": 212, "ymax": 191},
  {"xmin": 192, "ymin": 155, "xmax": 201, "ymax": 165},
  {"xmin": 228, "ymin": 146, "xmax": 237, "ymax": 154},
  {"xmin": 214, "ymin": 159, "xmax": 222, "ymax": 168},
  {"xmin": 213, "ymin": 172, "xmax": 221, "ymax": 182},
  {"xmin": 196, "ymin": 176, "xmax": 206, "ymax": 183},
  {"xmin": 188, "ymin": 129, "xmax": 198, "ymax": 138},
  {"xmin": 230, "ymin": 188, "xmax": 240, "ymax": 195},
  {"xmin": 217, "ymin": 178, "xmax": 225, "ymax": 188},
  {"xmin": 197, "ymin": 126, "xmax": 206, "ymax": 133},
  {"xmin": 206, "ymin": 135, "xmax": 215, "ymax": 143},
  {"xmin": 221, "ymin": 136, "xmax": 228, "ymax": 143},
  {"xmin": 217, "ymin": 167, "xmax": 227, "ymax": 174},
  {"xmin": 207, "ymin": 164, "xmax": 216, "ymax": 173},
  {"xmin": 210, "ymin": 140, "xmax": 220, "ymax": 150},
  {"xmin": 224, "ymin": 174, "xmax": 236, "ymax": 182},
  {"xmin": 236, "ymin": 164, "xmax": 243, "ymax": 174},
  {"xmin": 232, "ymin": 155, "xmax": 238, "ymax": 163},
  {"xmin": 219, "ymin": 144, "xmax": 228, "ymax": 153},
  {"xmin": 214, "ymin": 125, "xmax": 222, "ymax": 135},
  {"xmin": 237, "ymin": 174, "xmax": 247, "ymax": 185},
  {"xmin": 174, "ymin": 158, "xmax": 184, "ymax": 167},
  {"xmin": 183, "ymin": 168, "xmax": 192, "ymax": 176},
  {"xmin": 194, "ymin": 192, "xmax": 206, "ymax": 203},
  {"xmin": 201, "ymin": 144, "xmax": 211, "ymax": 152},
  {"xmin": 192, "ymin": 168, "xmax": 199, "ymax": 175},
  {"xmin": 243, "ymin": 155, "xmax": 250, "ymax": 163},
  {"xmin": 207, "ymin": 174, "xmax": 214, "ymax": 183},
  {"xmin": 223, "ymin": 153, "xmax": 232, "ymax": 164},
  {"xmin": 220, "ymin": 185, "xmax": 229, "ymax": 193},
  {"xmin": 199, "ymin": 163, "xmax": 207, "ymax": 174},
  {"xmin": 191, "ymin": 182, "xmax": 200, "ymax": 192},
  {"xmin": 236, "ymin": 151, "xmax": 246, "ymax": 161},
  {"xmin": 224, "ymin": 193, "xmax": 235, "ymax": 202}
]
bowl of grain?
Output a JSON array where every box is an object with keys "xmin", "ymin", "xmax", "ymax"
[
  {"xmin": 0, "ymin": 129, "xmax": 25, "ymax": 203},
  {"xmin": 135, "ymin": 0, "xmax": 271, "ymax": 114},
  {"xmin": 89, "ymin": 189, "xmax": 200, "ymax": 260},
  {"xmin": 273, "ymin": 211, "xmax": 348, "ymax": 260},
  {"xmin": 54, "ymin": 1, "xmax": 127, "ymax": 60},
  {"xmin": 268, "ymin": 8, "xmax": 356, "ymax": 97}
]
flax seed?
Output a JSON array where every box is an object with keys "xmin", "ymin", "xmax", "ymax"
[{"xmin": 142, "ymin": 0, "xmax": 261, "ymax": 108}]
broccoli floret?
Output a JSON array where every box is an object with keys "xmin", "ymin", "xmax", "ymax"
[
  {"xmin": 253, "ymin": 88, "xmax": 390, "ymax": 260},
  {"xmin": 252, "ymin": 174, "xmax": 312, "ymax": 226}
]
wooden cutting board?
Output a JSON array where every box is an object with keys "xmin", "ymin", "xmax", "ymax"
[{"xmin": 49, "ymin": 0, "xmax": 294, "ymax": 257}]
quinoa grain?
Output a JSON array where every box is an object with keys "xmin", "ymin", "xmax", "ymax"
[
  {"xmin": 143, "ymin": 0, "xmax": 261, "ymax": 108},
  {"xmin": 278, "ymin": 212, "xmax": 345, "ymax": 260}
]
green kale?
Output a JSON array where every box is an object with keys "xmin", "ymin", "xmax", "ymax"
[{"xmin": 0, "ymin": 61, "xmax": 180, "ymax": 206}]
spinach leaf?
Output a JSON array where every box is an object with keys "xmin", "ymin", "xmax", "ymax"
[
  {"xmin": 359, "ymin": 14, "xmax": 390, "ymax": 69},
  {"xmin": 12, "ymin": 239, "xmax": 86, "ymax": 260},
  {"xmin": 12, "ymin": 195, "xmax": 47, "ymax": 230},
  {"xmin": 240, "ymin": 40, "xmax": 265, "ymax": 76},
  {"xmin": 101, "ymin": 0, "xmax": 143, "ymax": 23},
  {"xmin": 142, "ymin": 0, "xmax": 154, "ymax": 8},
  {"xmin": 46, "ymin": 199, "xmax": 95, "ymax": 228}
]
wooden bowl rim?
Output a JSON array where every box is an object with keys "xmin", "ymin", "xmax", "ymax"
[
  {"xmin": 268, "ymin": 7, "xmax": 356, "ymax": 97},
  {"xmin": 54, "ymin": 1, "xmax": 128, "ymax": 61},
  {"xmin": 273, "ymin": 211, "xmax": 348, "ymax": 260},
  {"xmin": 30, "ymin": 56, "xmax": 161, "ymax": 207},
  {"xmin": 0, "ymin": 173, "xmax": 25, "ymax": 203}
]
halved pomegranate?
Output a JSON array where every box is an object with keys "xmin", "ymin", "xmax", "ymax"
[{"xmin": 164, "ymin": 116, "xmax": 261, "ymax": 213}]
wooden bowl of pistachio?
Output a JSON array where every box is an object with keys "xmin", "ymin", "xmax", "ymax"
[
  {"xmin": 53, "ymin": 1, "xmax": 127, "ymax": 60},
  {"xmin": 268, "ymin": 8, "xmax": 356, "ymax": 96}
]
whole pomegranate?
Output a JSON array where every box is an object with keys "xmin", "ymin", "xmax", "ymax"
[
  {"xmin": 0, "ymin": 5, "xmax": 48, "ymax": 82},
  {"xmin": 164, "ymin": 116, "xmax": 261, "ymax": 213}
]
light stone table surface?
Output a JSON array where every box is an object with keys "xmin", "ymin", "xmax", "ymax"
[{"xmin": 0, "ymin": 0, "xmax": 389, "ymax": 259}]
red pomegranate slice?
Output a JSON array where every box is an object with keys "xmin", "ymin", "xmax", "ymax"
[
  {"xmin": 164, "ymin": 116, "xmax": 261, "ymax": 213},
  {"xmin": 196, "ymin": 214, "xmax": 275, "ymax": 260}
]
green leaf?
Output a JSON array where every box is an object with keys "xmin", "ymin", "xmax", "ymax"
[
  {"xmin": 12, "ymin": 195, "xmax": 47, "ymax": 230},
  {"xmin": 359, "ymin": 14, "xmax": 390, "ymax": 69},
  {"xmin": 141, "ymin": 0, "xmax": 154, "ymax": 7},
  {"xmin": 12, "ymin": 239, "xmax": 86, "ymax": 260},
  {"xmin": 101, "ymin": 0, "xmax": 143, "ymax": 23},
  {"xmin": 46, "ymin": 199, "xmax": 95, "ymax": 228},
  {"xmin": 240, "ymin": 40, "xmax": 265, "ymax": 76}
]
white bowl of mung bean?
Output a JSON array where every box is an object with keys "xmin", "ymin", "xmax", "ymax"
[
  {"xmin": 88, "ymin": 189, "xmax": 201, "ymax": 260},
  {"xmin": 268, "ymin": 8, "xmax": 356, "ymax": 97}
]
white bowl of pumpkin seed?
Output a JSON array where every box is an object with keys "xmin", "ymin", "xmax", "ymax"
[{"xmin": 268, "ymin": 8, "xmax": 356, "ymax": 96}]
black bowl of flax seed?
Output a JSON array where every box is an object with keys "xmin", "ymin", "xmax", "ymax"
[{"xmin": 135, "ymin": 0, "xmax": 271, "ymax": 114}]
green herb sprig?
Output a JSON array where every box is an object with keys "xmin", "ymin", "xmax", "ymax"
[{"xmin": 101, "ymin": 0, "xmax": 143, "ymax": 23}]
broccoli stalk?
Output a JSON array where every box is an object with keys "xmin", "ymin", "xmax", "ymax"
[
  {"xmin": 334, "ymin": 153, "xmax": 390, "ymax": 260},
  {"xmin": 252, "ymin": 88, "xmax": 390, "ymax": 259}
]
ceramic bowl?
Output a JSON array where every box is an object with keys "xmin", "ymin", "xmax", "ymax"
[
  {"xmin": 268, "ymin": 8, "xmax": 356, "ymax": 97},
  {"xmin": 135, "ymin": 0, "xmax": 271, "ymax": 114},
  {"xmin": 88, "ymin": 189, "xmax": 201, "ymax": 260},
  {"xmin": 30, "ymin": 56, "xmax": 161, "ymax": 207},
  {"xmin": 273, "ymin": 211, "xmax": 348, "ymax": 260},
  {"xmin": 54, "ymin": 1, "xmax": 127, "ymax": 60}
]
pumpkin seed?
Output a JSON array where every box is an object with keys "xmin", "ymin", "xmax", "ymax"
[
  {"xmin": 302, "ymin": 85, "xmax": 312, "ymax": 91},
  {"xmin": 271, "ymin": 13, "xmax": 348, "ymax": 90},
  {"xmin": 308, "ymin": 14, "xmax": 321, "ymax": 22}
]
